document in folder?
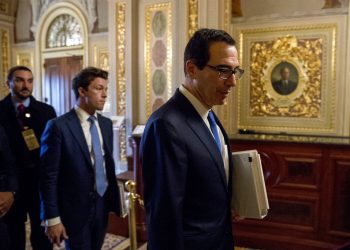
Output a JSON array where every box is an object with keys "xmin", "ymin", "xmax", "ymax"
[{"xmin": 231, "ymin": 150, "xmax": 269, "ymax": 219}]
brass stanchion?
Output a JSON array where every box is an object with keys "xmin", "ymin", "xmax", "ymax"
[{"xmin": 125, "ymin": 180, "xmax": 140, "ymax": 250}]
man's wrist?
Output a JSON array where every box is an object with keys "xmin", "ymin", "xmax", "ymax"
[{"xmin": 44, "ymin": 217, "xmax": 61, "ymax": 227}]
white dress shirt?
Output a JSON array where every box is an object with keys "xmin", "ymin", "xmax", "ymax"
[
  {"xmin": 179, "ymin": 85, "xmax": 229, "ymax": 184},
  {"xmin": 75, "ymin": 105, "xmax": 105, "ymax": 163},
  {"xmin": 45, "ymin": 105, "xmax": 107, "ymax": 227}
]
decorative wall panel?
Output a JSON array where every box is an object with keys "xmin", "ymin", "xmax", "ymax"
[
  {"xmin": 16, "ymin": 52, "xmax": 33, "ymax": 68},
  {"xmin": 0, "ymin": 1, "xmax": 8, "ymax": 15},
  {"xmin": 116, "ymin": 2, "xmax": 127, "ymax": 162},
  {"xmin": 328, "ymin": 156, "xmax": 350, "ymax": 236},
  {"xmin": 0, "ymin": 29, "xmax": 9, "ymax": 99},
  {"xmin": 230, "ymin": 137, "xmax": 350, "ymax": 249},
  {"xmin": 233, "ymin": 21, "xmax": 342, "ymax": 135},
  {"xmin": 267, "ymin": 197, "xmax": 317, "ymax": 229},
  {"xmin": 275, "ymin": 153, "xmax": 321, "ymax": 190},
  {"xmin": 145, "ymin": 2, "xmax": 172, "ymax": 117},
  {"xmin": 187, "ymin": 0, "xmax": 198, "ymax": 39}
]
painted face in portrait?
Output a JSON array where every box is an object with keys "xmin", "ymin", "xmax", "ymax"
[{"xmin": 280, "ymin": 67, "xmax": 290, "ymax": 81}]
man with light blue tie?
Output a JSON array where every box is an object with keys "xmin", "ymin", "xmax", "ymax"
[{"xmin": 39, "ymin": 67, "xmax": 121, "ymax": 250}]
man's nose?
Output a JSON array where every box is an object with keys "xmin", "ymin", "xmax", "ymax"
[
  {"xmin": 23, "ymin": 80, "xmax": 31, "ymax": 88},
  {"xmin": 225, "ymin": 74, "xmax": 237, "ymax": 87}
]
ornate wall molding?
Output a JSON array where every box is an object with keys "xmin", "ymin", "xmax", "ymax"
[
  {"xmin": 16, "ymin": 52, "xmax": 33, "ymax": 68},
  {"xmin": 31, "ymin": 0, "xmax": 97, "ymax": 33},
  {"xmin": 188, "ymin": 0, "xmax": 198, "ymax": 39},
  {"xmin": 234, "ymin": 22, "xmax": 340, "ymax": 135},
  {"xmin": 0, "ymin": 1, "xmax": 8, "ymax": 15},
  {"xmin": 116, "ymin": 2, "xmax": 127, "ymax": 161},
  {"xmin": 0, "ymin": 29, "xmax": 9, "ymax": 99}
]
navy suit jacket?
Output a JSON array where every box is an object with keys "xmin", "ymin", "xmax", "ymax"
[
  {"xmin": 140, "ymin": 89, "xmax": 234, "ymax": 250},
  {"xmin": 0, "ymin": 94, "xmax": 56, "ymax": 221},
  {"xmin": 40, "ymin": 109, "xmax": 120, "ymax": 234},
  {"xmin": 0, "ymin": 124, "xmax": 18, "ymax": 192},
  {"xmin": 0, "ymin": 94, "xmax": 57, "ymax": 173}
]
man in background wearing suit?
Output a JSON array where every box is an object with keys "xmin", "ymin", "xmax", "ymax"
[
  {"xmin": 0, "ymin": 66, "xmax": 56, "ymax": 250},
  {"xmin": 140, "ymin": 28, "xmax": 244, "ymax": 250},
  {"xmin": 40, "ymin": 67, "xmax": 121, "ymax": 250},
  {"xmin": 0, "ymin": 124, "xmax": 18, "ymax": 250}
]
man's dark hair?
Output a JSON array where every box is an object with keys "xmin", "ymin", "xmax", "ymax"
[
  {"xmin": 184, "ymin": 28, "xmax": 236, "ymax": 75},
  {"xmin": 7, "ymin": 66, "xmax": 32, "ymax": 82},
  {"xmin": 72, "ymin": 67, "xmax": 108, "ymax": 100}
]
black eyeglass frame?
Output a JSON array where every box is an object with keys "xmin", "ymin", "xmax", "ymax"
[{"xmin": 206, "ymin": 64, "xmax": 244, "ymax": 80}]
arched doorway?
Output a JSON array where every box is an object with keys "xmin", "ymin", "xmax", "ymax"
[{"xmin": 34, "ymin": 2, "xmax": 89, "ymax": 115}]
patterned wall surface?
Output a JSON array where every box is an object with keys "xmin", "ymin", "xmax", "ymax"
[
  {"xmin": 0, "ymin": 29, "xmax": 9, "ymax": 99},
  {"xmin": 115, "ymin": 1, "xmax": 127, "ymax": 162},
  {"xmin": 188, "ymin": 0, "xmax": 198, "ymax": 39},
  {"xmin": 145, "ymin": 2, "xmax": 172, "ymax": 118}
]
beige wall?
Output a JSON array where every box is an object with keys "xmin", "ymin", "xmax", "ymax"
[{"xmin": 240, "ymin": 0, "xmax": 324, "ymax": 17}]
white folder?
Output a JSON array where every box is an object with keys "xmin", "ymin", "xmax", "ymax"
[{"xmin": 231, "ymin": 150, "xmax": 269, "ymax": 219}]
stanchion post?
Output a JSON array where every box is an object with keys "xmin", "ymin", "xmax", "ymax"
[{"xmin": 125, "ymin": 180, "xmax": 138, "ymax": 250}]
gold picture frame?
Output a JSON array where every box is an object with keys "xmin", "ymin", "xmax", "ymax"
[{"xmin": 234, "ymin": 21, "xmax": 342, "ymax": 135}]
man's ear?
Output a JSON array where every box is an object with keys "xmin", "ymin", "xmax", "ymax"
[
  {"xmin": 185, "ymin": 60, "xmax": 197, "ymax": 79},
  {"xmin": 78, "ymin": 87, "xmax": 86, "ymax": 98},
  {"xmin": 6, "ymin": 80, "xmax": 10, "ymax": 88}
]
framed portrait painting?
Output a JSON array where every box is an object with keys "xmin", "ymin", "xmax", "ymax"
[{"xmin": 231, "ymin": 16, "xmax": 347, "ymax": 136}]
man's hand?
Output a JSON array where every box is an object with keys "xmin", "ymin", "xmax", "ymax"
[
  {"xmin": 231, "ymin": 209, "xmax": 245, "ymax": 222},
  {"xmin": 0, "ymin": 192, "xmax": 14, "ymax": 218},
  {"xmin": 45, "ymin": 223, "xmax": 69, "ymax": 246}
]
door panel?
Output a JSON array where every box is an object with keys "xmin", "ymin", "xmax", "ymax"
[{"xmin": 44, "ymin": 56, "xmax": 83, "ymax": 115}]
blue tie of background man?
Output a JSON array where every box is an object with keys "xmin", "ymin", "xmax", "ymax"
[
  {"xmin": 88, "ymin": 116, "xmax": 107, "ymax": 196},
  {"xmin": 208, "ymin": 110, "xmax": 222, "ymax": 153}
]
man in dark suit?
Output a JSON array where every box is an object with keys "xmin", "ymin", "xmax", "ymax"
[
  {"xmin": 140, "ymin": 28, "xmax": 244, "ymax": 250},
  {"xmin": 272, "ymin": 66, "xmax": 297, "ymax": 95},
  {"xmin": 40, "ymin": 67, "xmax": 121, "ymax": 250},
  {"xmin": 0, "ymin": 66, "xmax": 56, "ymax": 250},
  {"xmin": 0, "ymin": 124, "xmax": 18, "ymax": 250}
]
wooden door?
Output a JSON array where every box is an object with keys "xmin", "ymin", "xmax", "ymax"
[{"xmin": 43, "ymin": 56, "xmax": 83, "ymax": 115}]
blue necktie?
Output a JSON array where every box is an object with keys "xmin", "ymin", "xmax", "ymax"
[
  {"xmin": 88, "ymin": 116, "xmax": 107, "ymax": 196},
  {"xmin": 207, "ymin": 111, "xmax": 222, "ymax": 153}
]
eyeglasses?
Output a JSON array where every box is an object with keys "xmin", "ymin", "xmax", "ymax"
[{"xmin": 206, "ymin": 64, "xmax": 244, "ymax": 80}]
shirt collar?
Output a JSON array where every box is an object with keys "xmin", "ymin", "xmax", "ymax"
[
  {"xmin": 74, "ymin": 105, "xmax": 97, "ymax": 123},
  {"xmin": 179, "ymin": 85, "xmax": 210, "ymax": 120},
  {"xmin": 13, "ymin": 97, "xmax": 30, "ymax": 109}
]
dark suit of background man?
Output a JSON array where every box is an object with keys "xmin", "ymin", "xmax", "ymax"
[
  {"xmin": 0, "ymin": 124, "xmax": 18, "ymax": 250},
  {"xmin": 272, "ymin": 66, "xmax": 297, "ymax": 95},
  {"xmin": 0, "ymin": 66, "xmax": 56, "ymax": 250},
  {"xmin": 40, "ymin": 67, "xmax": 121, "ymax": 250},
  {"xmin": 140, "ymin": 28, "xmax": 245, "ymax": 250}
]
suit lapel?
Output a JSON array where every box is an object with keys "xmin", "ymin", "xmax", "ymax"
[
  {"xmin": 173, "ymin": 91, "xmax": 228, "ymax": 189},
  {"xmin": 186, "ymin": 115, "xmax": 227, "ymax": 189},
  {"xmin": 65, "ymin": 110, "xmax": 92, "ymax": 165},
  {"xmin": 215, "ymin": 113, "xmax": 233, "ymax": 193}
]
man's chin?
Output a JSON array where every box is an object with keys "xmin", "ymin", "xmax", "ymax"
[
  {"xmin": 96, "ymin": 106, "xmax": 105, "ymax": 111},
  {"xmin": 216, "ymin": 98, "xmax": 227, "ymax": 106},
  {"xmin": 17, "ymin": 94, "xmax": 31, "ymax": 100}
]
